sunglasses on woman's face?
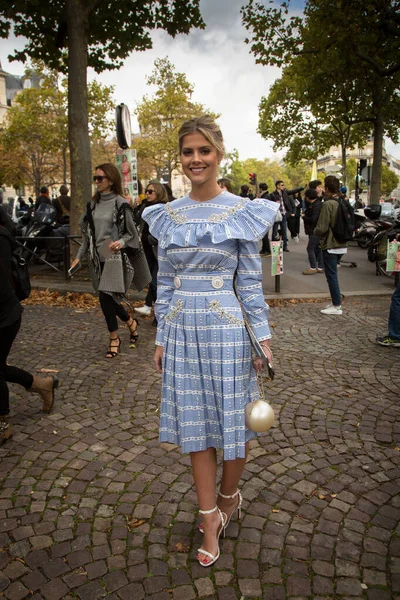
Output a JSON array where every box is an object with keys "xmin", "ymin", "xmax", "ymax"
[
  {"xmin": 93, "ymin": 175, "xmax": 107, "ymax": 182},
  {"xmin": 145, "ymin": 189, "xmax": 155, "ymax": 194}
]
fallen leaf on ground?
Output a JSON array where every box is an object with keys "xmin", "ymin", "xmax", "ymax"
[
  {"xmin": 174, "ymin": 542, "xmax": 190, "ymax": 553},
  {"xmin": 23, "ymin": 289, "xmax": 99, "ymax": 308},
  {"xmin": 127, "ymin": 518, "xmax": 146, "ymax": 529}
]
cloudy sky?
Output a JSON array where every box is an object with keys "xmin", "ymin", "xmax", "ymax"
[{"xmin": 1, "ymin": 0, "xmax": 399, "ymax": 161}]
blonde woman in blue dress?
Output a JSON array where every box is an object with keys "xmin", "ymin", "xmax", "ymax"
[{"xmin": 143, "ymin": 116, "xmax": 279, "ymax": 567}]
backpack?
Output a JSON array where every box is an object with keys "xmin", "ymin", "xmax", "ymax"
[
  {"xmin": 331, "ymin": 197, "xmax": 355, "ymax": 243},
  {"xmin": 10, "ymin": 251, "xmax": 31, "ymax": 301}
]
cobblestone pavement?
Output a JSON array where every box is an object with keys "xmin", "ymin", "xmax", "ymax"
[{"xmin": 1, "ymin": 295, "xmax": 399, "ymax": 600}]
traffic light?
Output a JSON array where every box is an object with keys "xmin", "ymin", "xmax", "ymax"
[
  {"xmin": 359, "ymin": 159, "xmax": 367, "ymax": 171},
  {"xmin": 249, "ymin": 173, "xmax": 257, "ymax": 185}
]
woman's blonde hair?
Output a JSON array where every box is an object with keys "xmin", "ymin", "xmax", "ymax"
[
  {"xmin": 147, "ymin": 181, "xmax": 168, "ymax": 202},
  {"xmin": 178, "ymin": 115, "xmax": 225, "ymax": 159}
]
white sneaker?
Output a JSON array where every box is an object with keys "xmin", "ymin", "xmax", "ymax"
[
  {"xmin": 134, "ymin": 305, "xmax": 152, "ymax": 316},
  {"xmin": 294, "ymin": 235, "xmax": 299, "ymax": 243},
  {"xmin": 320, "ymin": 305, "xmax": 342, "ymax": 315}
]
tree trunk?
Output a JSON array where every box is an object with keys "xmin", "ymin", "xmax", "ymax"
[
  {"xmin": 341, "ymin": 142, "xmax": 347, "ymax": 186},
  {"xmin": 62, "ymin": 145, "xmax": 68, "ymax": 184},
  {"xmin": 65, "ymin": 0, "xmax": 92, "ymax": 255},
  {"xmin": 370, "ymin": 114, "xmax": 383, "ymax": 204}
]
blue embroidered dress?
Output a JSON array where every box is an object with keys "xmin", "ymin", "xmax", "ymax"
[{"xmin": 143, "ymin": 191, "xmax": 279, "ymax": 460}]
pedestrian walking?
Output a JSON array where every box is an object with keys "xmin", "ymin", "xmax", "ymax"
[
  {"xmin": 143, "ymin": 115, "xmax": 278, "ymax": 568},
  {"xmin": 70, "ymin": 163, "xmax": 150, "ymax": 358},
  {"xmin": 259, "ymin": 183, "xmax": 271, "ymax": 255},
  {"xmin": 376, "ymin": 281, "xmax": 400, "ymax": 347},
  {"xmin": 134, "ymin": 182, "xmax": 168, "ymax": 318},
  {"xmin": 314, "ymin": 175, "xmax": 347, "ymax": 315},
  {"xmin": 0, "ymin": 214, "xmax": 58, "ymax": 445},
  {"xmin": 270, "ymin": 180, "xmax": 294, "ymax": 251},
  {"xmin": 302, "ymin": 188, "xmax": 324, "ymax": 274}
]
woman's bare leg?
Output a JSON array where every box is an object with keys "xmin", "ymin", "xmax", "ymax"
[
  {"xmin": 218, "ymin": 442, "xmax": 249, "ymax": 516},
  {"xmin": 191, "ymin": 448, "xmax": 222, "ymax": 563}
]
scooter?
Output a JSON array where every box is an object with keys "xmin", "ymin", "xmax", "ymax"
[
  {"xmin": 365, "ymin": 205, "xmax": 400, "ymax": 276},
  {"xmin": 354, "ymin": 218, "xmax": 378, "ymax": 249},
  {"xmin": 17, "ymin": 204, "xmax": 59, "ymax": 264}
]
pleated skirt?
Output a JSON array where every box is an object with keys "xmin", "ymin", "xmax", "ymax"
[{"xmin": 160, "ymin": 289, "xmax": 259, "ymax": 460}]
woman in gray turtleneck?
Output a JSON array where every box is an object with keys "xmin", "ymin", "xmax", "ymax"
[{"xmin": 71, "ymin": 163, "xmax": 140, "ymax": 358}]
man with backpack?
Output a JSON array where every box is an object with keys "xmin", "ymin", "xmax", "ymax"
[{"xmin": 314, "ymin": 175, "xmax": 355, "ymax": 315}]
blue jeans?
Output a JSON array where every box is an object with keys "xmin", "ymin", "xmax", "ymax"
[
  {"xmin": 307, "ymin": 235, "xmax": 324, "ymax": 269},
  {"xmin": 322, "ymin": 250, "xmax": 342, "ymax": 306},
  {"xmin": 389, "ymin": 281, "xmax": 400, "ymax": 340},
  {"xmin": 272, "ymin": 214, "xmax": 288, "ymax": 248}
]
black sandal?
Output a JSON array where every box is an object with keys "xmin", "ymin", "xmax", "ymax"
[
  {"xmin": 105, "ymin": 336, "xmax": 121, "ymax": 358},
  {"xmin": 127, "ymin": 318, "xmax": 139, "ymax": 344}
]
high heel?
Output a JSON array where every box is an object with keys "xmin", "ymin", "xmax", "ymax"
[
  {"xmin": 105, "ymin": 336, "xmax": 121, "ymax": 358},
  {"xmin": 127, "ymin": 318, "xmax": 139, "ymax": 344},
  {"xmin": 219, "ymin": 489, "xmax": 242, "ymax": 530},
  {"xmin": 197, "ymin": 506, "xmax": 226, "ymax": 567},
  {"xmin": 198, "ymin": 489, "xmax": 242, "ymax": 534}
]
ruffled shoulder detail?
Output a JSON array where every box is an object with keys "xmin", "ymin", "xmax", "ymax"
[{"xmin": 142, "ymin": 196, "xmax": 279, "ymax": 249}]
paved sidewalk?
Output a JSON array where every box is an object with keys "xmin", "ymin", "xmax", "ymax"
[{"xmin": 1, "ymin": 295, "xmax": 399, "ymax": 600}]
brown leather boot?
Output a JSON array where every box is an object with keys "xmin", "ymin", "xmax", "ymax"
[
  {"xmin": 29, "ymin": 375, "xmax": 59, "ymax": 413},
  {"xmin": 0, "ymin": 415, "xmax": 13, "ymax": 445}
]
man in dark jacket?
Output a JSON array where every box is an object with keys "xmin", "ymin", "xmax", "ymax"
[
  {"xmin": 259, "ymin": 183, "xmax": 271, "ymax": 255},
  {"xmin": 302, "ymin": 189, "xmax": 323, "ymax": 274},
  {"xmin": 269, "ymin": 180, "xmax": 295, "ymax": 251},
  {"xmin": 34, "ymin": 186, "xmax": 51, "ymax": 210}
]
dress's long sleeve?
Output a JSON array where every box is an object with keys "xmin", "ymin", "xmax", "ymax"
[
  {"xmin": 236, "ymin": 239, "xmax": 271, "ymax": 341},
  {"xmin": 154, "ymin": 246, "xmax": 176, "ymax": 346}
]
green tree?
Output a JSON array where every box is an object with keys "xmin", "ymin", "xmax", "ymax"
[
  {"xmin": 0, "ymin": 1, "xmax": 204, "ymax": 235},
  {"xmin": 222, "ymin": 151, "xmax": 310, "ymax": 195},
  {"xmin": 381, "ymin": 164, "xmax": 399, "ymax": 197},
  {"xmin": 257, "ymin": 66, "xmax": 371, "ymax": 184},
  {"xmin": 134, "ymin": 57, "xmax": 218, "ymax": 182},
  {"xmin": 241, "ymin": 0, "xmax": 400, "ymax": 202},
  {"xmin": 0, "ymin": 65, "xmax": 115, "ymax": 194}
]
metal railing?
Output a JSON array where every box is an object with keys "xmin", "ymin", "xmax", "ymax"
[{"xmin": 15, "ymin": 235, "xmax": 82, "ymax": 279}]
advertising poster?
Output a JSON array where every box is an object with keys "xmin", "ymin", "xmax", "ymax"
[
  {"xmin": 387, "ymin": 240, "xmax": 400, "ymax": 272},
  {"xmin": 116, "ymin": 149, "xmax": 138, "ymax": 205},
  {"xmin": 271, "ymin": 241, "xmax": 283, "ymax": 276}
]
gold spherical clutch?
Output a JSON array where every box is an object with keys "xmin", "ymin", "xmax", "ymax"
[{"xmin": 245, "ymin": 399, "xmax": 275, "ymax": 432}]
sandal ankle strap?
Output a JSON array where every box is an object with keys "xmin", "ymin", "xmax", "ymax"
[
  {"xmin": 199, "ymin": 505, "xmax": 219, "ymax": 515},
  {"xmin": 219, "ymin": 489, "xmax": 240, "ymax": 499}
]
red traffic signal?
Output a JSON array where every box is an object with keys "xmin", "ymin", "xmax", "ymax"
[{"xmin": 249, "ymin": 173, "xmax": 257, "ymax": 185}]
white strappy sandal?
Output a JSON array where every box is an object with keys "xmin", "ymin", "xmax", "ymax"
[
  {"xmin": 198, "ymin": 489, "xmax": 242, "ymax": 534},
  {"xmin": 197, "ymin": 506, "xmax": 226, "ymax": 567},
  {"xmin": 219, "ymin": 489, "xmax": 243, "ymax": 529}
]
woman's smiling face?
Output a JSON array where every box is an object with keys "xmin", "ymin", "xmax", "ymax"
[{"xmin": 180, "ymin": 132, "xmax": 220, "ymax": 185}]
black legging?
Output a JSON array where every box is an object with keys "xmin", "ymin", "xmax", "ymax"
[
  {"xmin": 0, "ymin": 318, "xmax": 33, "ymax": 415},
  {"xmin": 99, "ymin": 292, "xmax": 130, "ymax": 333}
]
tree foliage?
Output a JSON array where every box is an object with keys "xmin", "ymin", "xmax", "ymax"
[
  {"xmin": 0, "ymin": 1, "xmax": 204, "ymax": 236},
  {"xmin": 257, "ymin": 65, "xmax": 371, "ymax": 184},
  {"xmin": 134, "ymin": 57, "xmax": 218, "ymax": 182},
  {"xmin": 381, "ymin": 164, "xmax": 399, "ymax": 197},
  {"xmin": 241, "ymin": 0, "xmax": 400, "ymax": 202},
  {"xmin": 221, "ymin": 150, "xmax": 313, "ymax": 195},
  {"xmin": 0, "ymin": 63, "xmax": 115, "ymax": 194}
]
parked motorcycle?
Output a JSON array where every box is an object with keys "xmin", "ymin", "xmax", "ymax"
[
  {"xmin": 365, "ymin": 204, "xmax": 400, "ymax": 276},
  {"xmin": 354, "ymin": 218, "xmax": 378, "ymax": 249},
  {"xmin": 16, "ymin": 204, "xmax": 59, "ymax": 264}
]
